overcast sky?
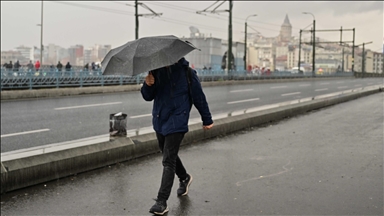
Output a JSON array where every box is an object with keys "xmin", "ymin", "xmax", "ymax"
[{"xmin": 1, "ymin": 1, "xmax": 383, "ymax": 52}]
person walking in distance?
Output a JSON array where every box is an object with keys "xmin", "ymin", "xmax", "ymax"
[
  {"xmin": 65, "ymin": 62, "xmax": 72, "ymax": 71},
  {"xmin": 141, "ymin": 57, "xmax": 213, "ymax": 215},
  {"xmin": 56, "ymin": 61, "xmax": 63, "ymax": 72},
  {"xmin": 27, "ymin": 60, "xmax": 34, "ymax": 72},
  {"xmin": 34, "ymin": 60, "xmax": 40, "ymax": 71}
]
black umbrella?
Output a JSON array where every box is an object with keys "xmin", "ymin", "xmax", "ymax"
[{"xmin": 101, "ymin": 35, "xmax": 199, "ymax": 76}]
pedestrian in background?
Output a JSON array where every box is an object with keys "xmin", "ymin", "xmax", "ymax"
[
  {"xmin": 27, "ymin": 60, "xmax": 34, "ymax": 72},
  {"xmin": 35, "ymin": 60, "xmax": 40, "ymax": 71},
  {"xmin": 6, "ymin": 61, "xmax": 13, "ymax": 71},
  {"xmin": 141, "ymin": 57, "xmax": 214, "ymax": 215},
  {"xmin": 14, "ymin": 60, "xmax": 20, "ymax": 72},
  {"xmin": 84, "ymin": 63, "xmax": 89, "ymax": 71},
  {"xmin": 57, "ymin": 61, "xmax": 63, "ymax": 72},
  {"xmin": 65, "ymin": 62, "xmax": 72, "ymax": 71}
]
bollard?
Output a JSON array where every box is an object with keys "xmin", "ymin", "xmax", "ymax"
[{"xmin": 109, "ymin": 112, "xmax": 127, "ymax": 137}]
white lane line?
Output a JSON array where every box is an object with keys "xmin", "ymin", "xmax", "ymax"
[
  {"xmin": 354, "ymin": 84, "xmax": 362, "ymax": 87},
  {"xmin": 315, "ymin": 88, "xmax": 328, "ymax": 92},
  {"xmin": 1, "ymin": 129, "xmax": 50, "ymax": 138},
  {"xmin": 230, "ymin": 89, "xmax": 253, "ymax": 93},
  {"xmin": 227, "ymin": 98, "xmax": 260, "ymax": 104},
  {"xmin": 281, "ymin": 92, "xmax": 301, "ymax": 96},
  {"xmin": 130, "ymin": 114, "xmax": 152, "ymax": 119},
  {"xmin": 270, "ymin": 86, "xmax": 287, "ymax": 89},
  {"xmin": 299, "ymin": 84, "xmax": 310, "ymax": 87},
  {"xmin": 54, "ymin": 102, "xmax": 122, "ymax": 110},
  {"xmin": 320, "ymin": 82, "xmax": 330, "ymax": 85},
  {"xmin": 338, "ymin": 86, "xmax": 348, "ymax": 89}
]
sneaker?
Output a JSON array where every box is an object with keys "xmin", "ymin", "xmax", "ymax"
[
  {"xmin": 149, "ymin": 199, "xmax": 169, "ymax": 215},
  {"xmin": 177, "ymin": 174, "xmax": 193, "ymax": 196}
]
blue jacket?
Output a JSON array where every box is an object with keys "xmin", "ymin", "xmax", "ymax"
[{"xmin": 141, "ymin": 58, "xmax": 213, "ymax": 136}]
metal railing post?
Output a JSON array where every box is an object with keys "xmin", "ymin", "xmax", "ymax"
[
  {"xmin": 56, "ymin": 69, "xmax": 59, "ymax": 88},
  {"xmin": 80, "ymin": 70, "xmax": 83, "ymax": 88},
  {"xmin": 29, "ymin": 70, "xmax": 33, "ymax": 90}
]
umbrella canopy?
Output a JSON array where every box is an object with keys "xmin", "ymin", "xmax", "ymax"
[{"xmin": 101, "ymin": 35, "xmax": 199, "ymax": 76}]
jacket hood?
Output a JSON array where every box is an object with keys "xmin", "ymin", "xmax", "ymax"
[{"xmin": 177, "ymin": 57, "xmax": 189, "ymax": 67}]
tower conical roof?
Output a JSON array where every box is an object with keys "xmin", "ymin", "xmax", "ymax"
[{"xmin": 282, "ymin": 14, "xmax": 292, "ymax": 27}]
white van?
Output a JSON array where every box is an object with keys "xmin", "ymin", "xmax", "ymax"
[{"xmin": 291, "ymin": 67, "xmax": 305, "ymax": 74}]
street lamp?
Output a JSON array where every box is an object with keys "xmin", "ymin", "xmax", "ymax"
[
  {"xmin": 244, "ymin": 14, "xmax": 257, "ymax": 70},
  {"xmin": 37, "ymin": 1, "xmax": 44, "ymax": 65},
  {"xmin": 303, "ymin": 12, "xmax": 315, "ymax": 77}
]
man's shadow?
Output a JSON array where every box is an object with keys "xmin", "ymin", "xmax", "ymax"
[{"xmin": 174, "ymin": 196, "xmax": 192, "ymax": 216}]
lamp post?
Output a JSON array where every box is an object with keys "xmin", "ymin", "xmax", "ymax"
[
  {"xmin": 244, "ymin": 14, "xmax": 257, "ymax": 71},
  {"xmin": 303, "ymin": 12, "xmax": 315, "ymax": 77},
  {"xmin": 228, "ymin": 0, "xmax": 233, "ymax": 73},
  {"xmin": 135, "ymin": 0, "xmax": 138, "ymax": 39},
  {"xmin": 37, "ymin": 1, "xmax": 44, "ymax": 66}
]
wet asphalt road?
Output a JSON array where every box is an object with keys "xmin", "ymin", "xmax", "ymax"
[
  {"xmin": 2, "ymin": 78, "xmax": 382, "ymax": 153},
  {"xmin": 1, "ymin": 93, "xmax": 383, "ymax": 215}
]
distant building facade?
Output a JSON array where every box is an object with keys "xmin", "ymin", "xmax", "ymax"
[{"xmin": 182, "ymin": 29, "xmax": 244, "ymax": 71}]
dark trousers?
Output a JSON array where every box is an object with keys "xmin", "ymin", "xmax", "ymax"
[{"xmin": 156, "ymin": 132, "xmax": 188, "ymax": 201}]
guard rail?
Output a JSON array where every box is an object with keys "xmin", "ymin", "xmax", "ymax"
[{"xmin": 1, "ymin": 68, "xmax": 355, "ymax": 90}]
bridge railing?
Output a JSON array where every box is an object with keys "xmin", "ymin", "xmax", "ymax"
[{"xmin": 1, "ymin": 68, "xmax": 354, "ymax": 90}]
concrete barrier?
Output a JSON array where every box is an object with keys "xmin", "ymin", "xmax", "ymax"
[{"xmin": 1, "ymin": 84, "xmax": 382, "ymax": 194}]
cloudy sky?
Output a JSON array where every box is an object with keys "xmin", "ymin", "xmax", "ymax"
[{"xmin": 1, "ymin": 1, "xmax": 383, "ymax": 52}]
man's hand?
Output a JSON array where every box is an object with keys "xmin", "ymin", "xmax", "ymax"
[
  {"xmin": 203, "ymin": 123, "xmax": 213, "ymax": 130},
  {"xmin": 145, "ymin": 72, "xmax": 155, "ymax": 86}
]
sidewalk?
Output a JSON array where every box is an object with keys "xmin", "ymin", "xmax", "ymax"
[{"xmin": 1, "ymin": 91, "xmax": 383, "ymax": 215}]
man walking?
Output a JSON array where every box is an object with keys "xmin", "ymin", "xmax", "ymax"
[
  {"xmin": 56, "ymin": 61, "xmax": 63, "ymax": 72},
  {"xmin": 141, "ymin": 57, "xmax": 213, "ymax": 215}
]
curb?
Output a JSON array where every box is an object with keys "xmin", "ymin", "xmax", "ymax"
[{"xmin": 1, "ymin": 85, "xmax": 382, "ymax": 194}]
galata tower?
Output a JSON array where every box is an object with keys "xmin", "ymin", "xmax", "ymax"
[{"xmin": 280, "ymin": 14, "xmax": 292, "ymax": 42}]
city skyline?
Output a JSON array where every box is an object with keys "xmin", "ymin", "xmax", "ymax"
[{"xmin": 1, "ymin": 1, "xmax": 383, "ymax": 53}]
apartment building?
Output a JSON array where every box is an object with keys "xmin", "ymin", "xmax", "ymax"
[{"xmin": 372, "ymin": 51, "xmax": 383, "ymax": 73}]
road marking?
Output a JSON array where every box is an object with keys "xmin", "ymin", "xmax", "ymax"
[
  {"xmin": 354, "ymin": 84, "xmax": 362, "ymax": 87},
  {"xmin": 230, "ymin": 89, "xmax": 253, "ymax": 93},
  {"xmin": 227, "ymin": 98, "xmax": 260, "ymax": 104},
  {"xmin": 281, "ymin": 92, "xmax": 301, "ymax": 96},
  {"xmin": 1, "ymin": 129, "xmax": 50, "ymax": 138},
  {"xmin": 54, "ymin": 102, "xmax": 122, "ymax": 110},
  {"xmin": 315, "ymin": 88, "xmax": 328, "ymax": 91},
  {"xmin": 299, "ymin": 84, "xmax": 310, "ymax": 87},
  {"xmin": 236, "ymin": 159, "xmax": 292, "ymax": 186},
  {"xmin": 130, "ymin": 114, "xmax": 152, "ymax": 118},
  {"xmin": 320, "ymin": 82, "xmax": 330, "ymax": 85},
  {"xmin": 270, "ymin": 86, "xmax": 287, "ymax": 89},
  {"xmin": 338, "ymin": 86, "xmax": 348, "ymax": 89}
]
